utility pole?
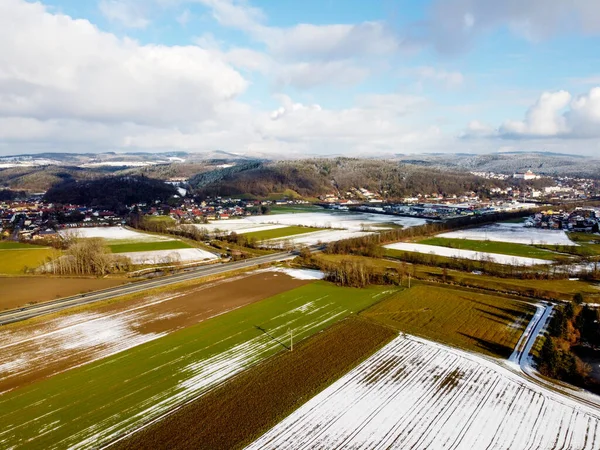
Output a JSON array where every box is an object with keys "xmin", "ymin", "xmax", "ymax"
[{"xmin": 408, "ymin": 273, "xmax": 411, "ymax": 289}]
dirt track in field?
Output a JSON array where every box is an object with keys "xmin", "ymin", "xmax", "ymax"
[
  {"xmin": 0, "ymin": 272, "xmax": 309, "ymax": 394},
  {"xmin": 0, "ymin": 277, "xmax": 128, "ymax": 311}
]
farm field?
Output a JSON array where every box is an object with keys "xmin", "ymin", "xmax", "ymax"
[
  {"xmin": 247, "ymin": 335, "xmax": 600, "ymax": 450},
  {"xmin": 438, "ymin": 222, "xmax": 576, "ymax": 246},
  {"xmin": 0, "ymin": 281, "xmax": 397, "ymax": 449},
  {"xmin": 383, "ymin": 242, "xmax": 551, "ymax": 266},
  {"xmin": 312, "ymin": 253, "xmax": 600, "ymax": 301},
  {"xmin": 114, "ymin": 318, "xmax": 396, "ymax": 450},
  {"xmin": 121, "ymin": 248, "xmax": 218, "ymax": 264},
  {"xmin": 0, "ymin": 245, "xmax": 55, "ymax": 274},
  {"xmin": 266, "ymin": 229, "xmax": 373, "ymax": 248},
  {"xmin": 108, "ymin": 240, "xmax": 191, "ymax": 253},
  {"xmin": 418, "ymin": 237, "xmax": 558, "ymax": 260},
  {"xmin": 242, "ymin": 226, "xmax": 321, "ymax": 241},
  {"xmin": 59, "ymin": 226, "xmax": 172, "ymax": 242},
  {"xmin": 568, "ymin": 232, "xmax": 600, "ymax": 255},
  {"xmin": 0, "ymin": 271, "xmax": 310, "ymax": 394},
  {"xmin": 361, "ymin": 284, "xmax": 536, "ymax": 358},
  {"xmin": 244, "ymin": 211, "xmax": 427, "ymax": 231},
  {"xmin": 0, "ymin": 276, "xmax": 127, "ymax": 311}
]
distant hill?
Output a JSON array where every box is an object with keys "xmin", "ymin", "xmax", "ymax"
[
  {"xmin": 395, "ymin": 152, "xmax": 600, "ymax": 178},
  {"xmin": 44, "ymin": 176, "xmax": 177, "ymax": 211},
  {"xmin": 189, "ymin": 158, "xmax": 510, "ymax": 199}
]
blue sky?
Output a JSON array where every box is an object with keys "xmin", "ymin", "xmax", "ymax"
[{"xmin": 1, "ymin": 0, "xmax": 600, "ymax": 157}]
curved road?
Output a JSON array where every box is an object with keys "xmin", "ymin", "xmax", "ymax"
[
  {"xmin": 509, "ymin": 302, "xmax": 600, "ymax": 410},
  {"xmin": 0, "ymin": 251, "xmax": 298, "ymax": 326}
]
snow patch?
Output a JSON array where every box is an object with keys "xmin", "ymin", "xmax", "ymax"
[
  {"xmin": 265, "ymin": 267, "xmax": 325, "ymax": 280},
  {"xmin": 384, "ymin": 242, "xmax": 550, "ymax": 266}
]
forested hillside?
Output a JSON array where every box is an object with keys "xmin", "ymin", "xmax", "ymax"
[
  {"xmin": 44, "ymin": 176, "xmax": 176, "ymax": 211},
  {"xmin": 190, "ymin": 158, "xmax": 509, "ymax": 199}
]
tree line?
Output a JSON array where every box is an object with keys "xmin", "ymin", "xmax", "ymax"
[{"xmin": 538, "ymin": 297, "xmax": 600, "ymax": 392}]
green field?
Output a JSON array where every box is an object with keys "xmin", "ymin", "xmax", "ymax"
[
  {"xmin": 361, "ymin": 284, "xmax": 536, "ymax": 357},
  {"xmin": 567, "ymin": 232, "xmax": 600, "ymax": 255},
  {"xmin": 243, "ymin": 226, "xmax": 321, "ymax": 241},
  {"xmin": 108, "ymin": 240, "xmax": 191, "ymax": 253},
  {"xmin": 0, "ymin": 242, "xmax": 44, "ymax": 249},
  {"xmin": 418, "ymin": 237, "xmax": 558, "ymax": 260},
  {"xmin": 0, "ymin": 282, "xmax": 397, "ymax": 449},
  {"xmin": 313, "ymin": 253, "xmax": 600, "ymax": 301},
  {"xmin": 0, "ymin": 246, "xmax": 55, "ymax": 274},
  {"xmin": 268, "ymin": 205, "xmax": 323, "ymax": 214}
]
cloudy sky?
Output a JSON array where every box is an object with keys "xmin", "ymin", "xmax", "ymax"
[{"xmin": 1, "ymin": 0, "xmax": 600, "ymax": 157}]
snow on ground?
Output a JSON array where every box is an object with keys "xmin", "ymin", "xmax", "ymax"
[
  {"xmin": 120, "ymin": 248, "xmax": 218, "ymax": 264},
  {"xmin": 71, "ymin": 297, "xmax": 349, "ymax": 448},
  {"xmin": 195, "ymin": 212, "xmax": 426, "ymax": 236},
  {"xmin": 247, "ymin": 334, "xmax": 600, "ymax": 450},
  {"xmin": 243, "ymin": 212, "xmax": 427, "ymax": 232},
  {"xmin": 437, "ymin": 222, "xmax": 577, "ymax": 246},
  {"xmin": 262, "ymin": 267, "xmax": 325, "ymax": 280},
  {"xmin": 383, "ymin": 242, "xmax": 551, "ymax": 266},
  {"xmin": 194, "ymin": 221, "xmax": 289, "ymax": 235},
  {"xmin": 0, "ymin": 307, "xmax": 169, "ymax": 394},
  {"xmin": 266, "ymin": 230, "xmax": 373, "ymax": 248},
  {"xmin": 59, "ymin": 227, "xmax": 171, "ymax": 242}
]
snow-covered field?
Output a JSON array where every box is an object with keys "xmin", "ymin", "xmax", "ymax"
[
  {"xmin": 262, "ymin": 267, "xmax": 325, "ymax": 280},
  {"xmin": 384, "ymin": 242, "xmax": 551, "ymax": 266},
  {"xmin": 196, "ymin": 212, "xmax": 426, "ymax": 236},
  {"xmin": 438, "ymin": 223, "xmax": 576, "ymax": 246},
  {"xmin": 266, "ymin": 230, "xmax": 373, "ymax": 248},
  {"xmin": 194, "ymin": 221, "xmax": 289, "ymax": 235},
  {"xmin": 244, "ymin": 212, "xmax": 427, "ymax": 232},
  {"xmin": 59, "ymin": 227, "xmax": 171, "ymax": 242},
  {"xmin": 0, "ymin": 308, "xmax": 168, "ymax": 395},
  {"xmin": 248, "ymin": 335, "xmax": 600, "ymax": 450},
  {"xmin": 120, "ymin": 248, "xmax": 218, "ymax": 264}
]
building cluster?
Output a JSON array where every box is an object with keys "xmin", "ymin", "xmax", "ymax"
[{"xmin": 525, "ymin": 208, "xmax": 600, "ymax": 232}]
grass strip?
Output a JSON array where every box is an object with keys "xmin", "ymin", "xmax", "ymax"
[
  {"xmin": 417, "ymin": 237, "xmax": 557, "ymax": 260},
  {"xmin": 242, "ymin": 226, "xmax": 321, "ymax": 241},
  {"xmin": 108, "ymin": 240, "xmax": 191, "ymax": 253},
  {"xmin": 112, "ymin": 317, "xmax": 396, "ymax": 450}
]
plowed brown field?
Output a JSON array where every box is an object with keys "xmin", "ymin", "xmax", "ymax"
[
  {"xmin": 0, "ymin": 276, "xmax": 128, "ymax": 311},
  {"xmin": 0, "ymin": 271, "xmax": 309, "ymax": 394}
]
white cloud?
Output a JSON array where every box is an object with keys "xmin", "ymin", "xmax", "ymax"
[
  {"xmin": 0, "ymin": 0, "xmax": 247, "ymax": 127},
  {"xmin": 176, "ymin": 9, "xmax": 192, "ymax": 26},
  {"xmin": 500, "ymin": 90, "xmax": 572, "ymax": 137},
  {"xmin": 99, "ymin": 0, "xmax": 150, "ymax": 29},
  {"xmin": 413, "ymin": 66, "xmax": 464, "ymax": 88},
  {"xmin": 424, "ymin": 0, "xmax": 600, "ymax": 53},
  {"xmin": 463, "ymin": 87, "xmax": 600, "ymax": 140}
]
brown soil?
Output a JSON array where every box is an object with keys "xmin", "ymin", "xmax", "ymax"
[
  {"xmin": 0, "ymin": 272, "xmax": 309, "ymax": 394},
  {"xmin": 0, "ymin": 277, "xmax": 127, "ymax": 311},
  {"xmin": 111, "ymin": 318, "xmax": 396, "ymax": 450}
]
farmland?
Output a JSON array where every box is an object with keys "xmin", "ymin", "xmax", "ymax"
[
  {"xmin": 0, "ymin": 271, "xmax": 310, "ymax": 393},
  {"xmin": 0, "ymin": 281, "xmax": 397, "ymax": 449},
  {"xmin": 0, "ymin": 276, "xmax": 127, "ymax": 311},
  {"xmin": 0, "ymin": 245, "xmax": 55, "ymax": 274},
  {"xmin": 114, "ymin": 318, "xmax": 396, "ymax": 450},
  {"xmin": 384, "ymin": 242, "xmax": 551, "ymax": 266},
  {"xmin": 361, "ymin": 284, "xmax": 536, "ymax": 357},
  {"xmin": 241, "ymin": 225, "xmax": 321, "ymax": 241},
  {"xmin": 247, "ymin": 335, "xmax": 600, "ymax": 449},
  {"xmin": 108, "ymin": 240, "xmax": 191, "ymax": 253},
  {"xmin": 418, "ymin": 237, "xmax": 558, "ymax": 260},
  {"xmin": 437, "ymin": 222, "xmax": 576, "ymax": 246}
]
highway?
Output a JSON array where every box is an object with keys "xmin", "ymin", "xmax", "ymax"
[{"xmin": 0, "ymin": 251, "xmax": 297, "ymax": 326}]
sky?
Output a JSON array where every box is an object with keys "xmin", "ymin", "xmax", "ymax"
[{"xmin": 1, "ymin": 0, "xmax": 600, "ymax": 158}]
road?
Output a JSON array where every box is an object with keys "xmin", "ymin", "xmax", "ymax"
[
  {"xmin": 0, "ymin": 251, "xmax": 297, "ymax": 326},
  {"xmin": 508, "ymin": 302, "xmax": 600, "ymax": 410}
]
